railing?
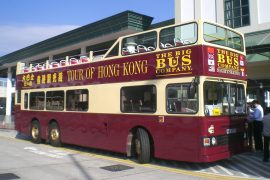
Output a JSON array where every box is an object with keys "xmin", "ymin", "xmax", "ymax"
[{"xmin": 17, "ymin": 51, "xmax": 98, "ymax": 74}]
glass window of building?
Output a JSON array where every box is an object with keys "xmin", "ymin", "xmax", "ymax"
[{"xmin": 224, "ymin": 0, "xmax": 250, "ymax": 28}]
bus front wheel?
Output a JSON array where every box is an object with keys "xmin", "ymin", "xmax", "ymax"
[
  {"xmin": 135, "ymin": 128, "xmax": 151, "ymax": 164},
  {"xmin": 31, "ymin": 121, "xmax": 41, "ymax": 144},
  {"xmin": 49, "ymin": 122, "xmax": 62, "ymax": 147}
]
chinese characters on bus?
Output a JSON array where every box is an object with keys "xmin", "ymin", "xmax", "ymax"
[{"xmin": 22, "ymin": 72, "xmax": 63, "ymax": 87}]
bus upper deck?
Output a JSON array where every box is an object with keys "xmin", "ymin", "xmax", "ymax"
[{"xmin": 16, "ymin": 20, "xmax": 246, "ymax": 81}]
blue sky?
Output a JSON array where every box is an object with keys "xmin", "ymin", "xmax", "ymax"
[{"xmin": 0, "ymin": 0, "xmax": 174, "ymax": 56}]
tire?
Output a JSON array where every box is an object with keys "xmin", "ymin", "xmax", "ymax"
[
  {"xmin": 135, "ymin": 128, "xmax": 151, "ymax": 164},
  {"xmin": 31, "ymin": 121, "xmax": 41, "ymax": 144},
  {"xmin": 49, "ymin": 122, "xmax": 62, "ymax": 147}
]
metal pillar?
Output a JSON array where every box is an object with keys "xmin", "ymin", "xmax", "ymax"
[
  {"xmin": 4, "ymin": 67, "xmax": 13, "ymax": 125},
  {"xmin": 81, "ymin": 47, "xmax": 87, "ymax": 56}
]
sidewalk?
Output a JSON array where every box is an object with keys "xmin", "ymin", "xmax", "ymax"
[{"xmin": 0, "ymin": 115, "xmax": 15, "ymax": 130}]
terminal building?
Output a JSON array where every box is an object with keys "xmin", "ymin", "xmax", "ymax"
[{"xmin": 0, "ymin": 0, "xmax": 269, "ymax": 120}]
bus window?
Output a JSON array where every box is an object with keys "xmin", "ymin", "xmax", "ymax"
[
  {"xmin": 160, "ymin": 23, "xmax": 197, "ymax": 49},
  {"xmin": 17, "ymin": 90, "xmax": 21, "ymax": 104},
  {"xmin": 203, "ymin": 23, "xmax": 244, "ymax": 52},
  {"xmin": 227, "ymin": 30, "xmax": 243, "ymax": 51},
  {"xmin": 203, "ymin": 23, "xmax": 226, "ymax": 47},
  {"xmin": 30, "ymin": 92, "xmax": 45, "ymax": 110},
  {"xmin": 105, "ymin": 42, "xmax": 119, "ymax": 58},
  {"xmin": 230, "ymin": 84, "xmax": 246, "ymax": 114},
  {"xmin": 24, "ymin": 93, "xmax": 28, "ymax": 109},
  {"xmin": 122, "ymin": 31, "xmax": 157, "ymax": 55},
  {"xmin": 121, "ymin": 85, "xmax": 156, "ymax": 113},
  {"xmin": 66, "ymin": 89, "xmax": 88, "ymax": 111},
  {"xmin": 46, "ymin": 91, "xmax": 64, "ymax": 111},
  {"xmin": 166, "ymin": 83, "xmax": 198, "ymax": 114}
]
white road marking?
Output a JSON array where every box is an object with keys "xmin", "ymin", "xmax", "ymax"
[{"xmin": 24, "ymin": 147, "xmax": 68, "ymax": 159}]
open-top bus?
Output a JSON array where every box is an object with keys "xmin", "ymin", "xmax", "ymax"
[{"xmin": 15, "ymin": 20, "xmax": 248, "ymax": 163}]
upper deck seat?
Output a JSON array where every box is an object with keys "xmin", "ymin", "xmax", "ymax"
[
  {"xmin": 122, "ymin": 48, "xmax": 130, "ymax": 55},
  {"xmin": 23, "ymin": 67, "xmax": 30, "ymax": 73},
  {"xmin": 31, "ymin": 66, "xmax": 37, "ymax": 72},
  {"xmin": 147, "ymin": 46, "xmax": 155, "ymax": 51},
  {"xmin": 60, "ymin": 60, "xmax": 68, "ymax": 66},
  {"xmin": 36, "ymin": 64, "xmax": 45, "ymax": 70},
  {"xmin": 51, "ymin": 62, "xmax": 60, "ymax": 68},
  {"xmin": 137, "ymin": 45, "xmax": 148, "ymax": 53},
  {"xmin": 174, "ymin": 38, "xmax": 184, "ymax": 47},
  {"xmin": 165, "ymin": 43, "xmax": 174, "ymax": 48},
  {"xmin": 70, "ymin": 58, "xmax": 79, "ymax": 65},
  {"xmin": 80, "ymin": 56, "xmax": 89, "ymax": 63}
]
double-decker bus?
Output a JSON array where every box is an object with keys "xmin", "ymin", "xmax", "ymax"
[{"xmin": 15, "ymin": 20, "xmax": 248, "ymax": 163}]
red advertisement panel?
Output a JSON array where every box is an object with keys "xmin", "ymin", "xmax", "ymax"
[{"xmin": 16, "ymin": 45, "xmax": 246, "ymax": 90}]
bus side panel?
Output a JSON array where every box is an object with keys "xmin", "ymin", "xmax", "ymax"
[
  {"xmin": 15, "ymin": 110, "xmax": 247, "ymax": 162},
  {"xmin": 151, "ymin": 116, "xmax": 202, "ymax": 162},
  {"xmin": 108, "ymin": 115, "xmax": 202, "ymax": 162},
  {"xmin": 14, "ymin": 105, "xmax": 22, "ymax": 132}
]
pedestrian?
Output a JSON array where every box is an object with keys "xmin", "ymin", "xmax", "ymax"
[
  {"xmin": 263, "ymin": 108, "xmax": 270, "ymax": 162},
  {"xmin": 247, "ymin": 102, "xmax": 254, "ymax": 150},
  {"xmin": 249, "ymin": 100, "xmax": 264, "ymax": 151}
]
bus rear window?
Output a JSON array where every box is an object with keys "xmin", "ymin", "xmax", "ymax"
[
  {"xmin": 203, "ymin": 23, "xmax": 244, "ymax": 52},
  {"xmin": 121, "ymin": 85, "xmax": 156, "ymax": 113},
  {"xmin": 66, "ymin": 89, "xmax": 88, "ymax": 111}
]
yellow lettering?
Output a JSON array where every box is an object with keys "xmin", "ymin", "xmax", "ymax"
[
  {"xmin": 217, "ymin": 54, "xmax": 225, "ymax": 63},
  {"xmin": 168, "ymin": 57, "xmax": 179, "ymax": 67},
  {"xmin": 156, "ymin": 59, "xmax": 166, "ymax": 69},
  {"xmin": 182, "ymin": 55, "xmax": 191, "ymax": 66},
  {"xmin": 85, "ymin": 67, "xmax": 95, "ymax": 79}
]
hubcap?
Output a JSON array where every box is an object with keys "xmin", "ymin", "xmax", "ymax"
[
  {"xmin": 31, "ymin": 126, "xmax": 39, "ymax": 139},
  {"xmin": 50, "ymin": 129, "xmax": 59, "ymax": 141}
]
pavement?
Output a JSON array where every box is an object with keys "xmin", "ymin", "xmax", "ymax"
[
  {"xmin": 1, "ymin": 129, "xmax": 270, "ymax": 179},
  {"xmin": 1, "ymin": 116, "xmax": 270, "ymax": 179}
]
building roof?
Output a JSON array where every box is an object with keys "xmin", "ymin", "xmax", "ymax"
[
  {"xmin": 245, "ymin": 29, "xmax": 270, "ymax": 63},
  {"xmin": 0, "ymin": 11, "xmax": 153, "ymax": 66}
]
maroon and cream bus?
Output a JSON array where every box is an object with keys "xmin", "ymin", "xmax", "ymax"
[{"xmin": 15, "ymin": 20, "xmax": 248, "ymax": 163}]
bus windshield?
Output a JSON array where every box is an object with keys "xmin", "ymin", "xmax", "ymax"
[
  {"xmin": 204, "ymin": 81, "xmax": 246, "ymax": 116},
  {"xmin": 203, "ymin": 22, "xmax": 244, "ymax": 52}
]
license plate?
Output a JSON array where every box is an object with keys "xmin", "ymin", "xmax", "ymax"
[{"xmin": 226, "ymin": 128, "xmax": 236, "ymax": 134}]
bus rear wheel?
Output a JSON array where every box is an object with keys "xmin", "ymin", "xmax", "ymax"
[
  {"xmin": 135, "ymin": 128, "xmax": 151, "ymax": 164},
  {"xmin": 31, "ymin": 121, "xmax": 41, "ymax": 144},
  {"xmin": 49, "ymin": 122, "xmax": 62, "ymax": 147}
]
